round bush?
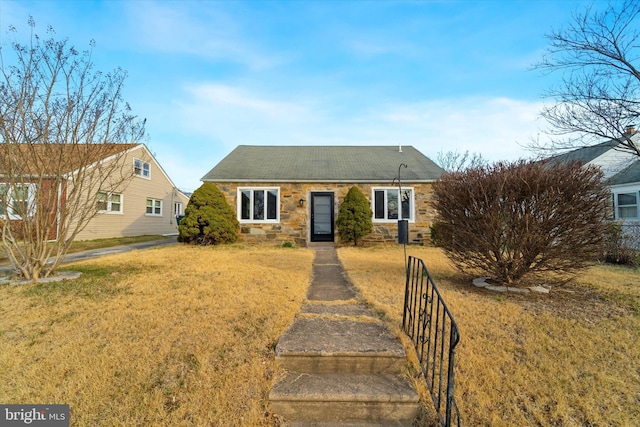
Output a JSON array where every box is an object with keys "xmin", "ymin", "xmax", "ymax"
[{"xmin": 178, "ymin": 183, "xmax": 239, "ymax": 245}]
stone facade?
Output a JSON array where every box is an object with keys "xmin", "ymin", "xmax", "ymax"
[{"xmin": 216, "ymin": 182, "xmax": 437, "ymax": 247}]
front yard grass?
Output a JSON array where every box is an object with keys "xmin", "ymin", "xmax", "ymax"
[
  {"xmin": 0, "ymin": 244, "xmax": 313, "ymax": 426},
  {"xmin": 1, "ymin": 243, "xmax": 638, "ymax": 426},
  {"xmin": 338, "ymin": 246, "xmax": 640, "ymax": 427}
]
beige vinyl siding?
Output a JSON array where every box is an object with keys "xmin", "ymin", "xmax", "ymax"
[{"xmin": 75, "ymin": 146, "xmax": 189, "ymax": 240}]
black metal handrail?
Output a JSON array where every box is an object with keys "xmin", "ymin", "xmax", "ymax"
[{"xmin": 402, "ymin": 256, "xmax": 461, "ymax": 427}]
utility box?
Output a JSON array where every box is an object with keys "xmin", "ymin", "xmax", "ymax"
[{"xmin": 398, "ymin": 219, "xmax": 409, "ymax": 244}]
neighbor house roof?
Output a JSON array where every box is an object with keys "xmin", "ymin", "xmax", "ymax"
[
  {"xmin": 609, "ymin": 160, "xmax": 640, "ymax": 186},
  {"xmin": 544, "ymin": 140, "xmax": 619, "ymax": 167},
  {"xmin": 0, "ymin": 143, "xmax": 138, "ymax": 176},
  {"xmin": 201, "ymin": 145, "xmax": 444, "ymax": 182}
]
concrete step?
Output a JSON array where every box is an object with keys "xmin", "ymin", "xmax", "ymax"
[
  {"xmin": 275, "ymin": 318, "xmax": 407, "ymax": 374},
  {"xmin": 269, "ymin": 372, "xmax": 420, "ymax": 425}
]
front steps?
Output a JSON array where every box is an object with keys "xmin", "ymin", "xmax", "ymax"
[{"xmin": 269, "ymin": 247, "xmax": 419, "ymax": 426}]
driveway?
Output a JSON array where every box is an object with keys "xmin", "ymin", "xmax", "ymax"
[{"xmin": 0, "ymin": 236, "xmax": 178, "ymax": 273}]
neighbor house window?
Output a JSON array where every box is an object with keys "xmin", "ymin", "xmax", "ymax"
[
  {"xmin": 238, "ymin": 188, "xmax": 279, "ymax": 222},
  {"xmin": 134, "ymin": 158, "xmax": 150, "ymax": 178},
  {"xmin": 0, "ymin": 183, "xmax": 37, "ymax": 219},
  {"xmin": 97, "ymin": 192, "xmax": 123, "ymax": 213},
  {"xmin": 616, "ymin": 192, "xmax": 638, "ymax": 219},
  {"xmin": 174, "ymin": 202, "xmax": 183, "ymax": 216},
  {"xmin": 146, "ymin": 198, "xmax": 162, "ymax": 216},
  {"xmin": 372, "ymin": 188, "xmax": 414, "ymax": 221}
]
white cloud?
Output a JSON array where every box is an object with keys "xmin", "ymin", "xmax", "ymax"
[
  {"xmin": 122, "ymin": 1, "xmax": 282, "ymax": 69},
  {"xmin": 170, "ymin": 82, "xmax": 551, "ymax": 161}
]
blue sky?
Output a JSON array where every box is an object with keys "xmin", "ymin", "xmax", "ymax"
[{"xmin": 0, "ymin": 0, "xmax": 601, "ymax": 192}]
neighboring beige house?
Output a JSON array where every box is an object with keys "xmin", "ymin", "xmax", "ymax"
[
  {"xmin": 201, "ymin": 145, "xmax": 445, "ymax": 246},
  {"xmin": 76, "ymin": 144, "xmax": 190, "ymax": 240}
]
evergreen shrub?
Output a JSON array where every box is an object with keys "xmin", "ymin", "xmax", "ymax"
[
  {"xmin": 178, "ymin": 183, "xmax": 239, "ymax": 245},
  {"xmin": 336, "ymin": 186, "xmax": 373, "ymax": 246}
]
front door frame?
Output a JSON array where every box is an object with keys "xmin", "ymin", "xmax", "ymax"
[{"xmin": 310, "ymin": 192, "xmax": 335, "ymax": 242}]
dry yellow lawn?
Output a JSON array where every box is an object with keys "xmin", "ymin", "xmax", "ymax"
[
  {"xmin": 2, "ymin": 243, "xmax": 638, "ymax": 426},
  {"xmin": 0, "ymin": 244, "xmax": 313, "ymax": 426},
  {"xmin": 338, "ymin": 246, "xmax": 640, "ymax": 427}
]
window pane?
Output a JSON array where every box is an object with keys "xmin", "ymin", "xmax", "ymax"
[
  {"xmin": 267, "ymin": 190, "xmax": 277, "ymax": 220},
  {"xmin": 387, "ymin": 190, "xmax": 398, "ymax": 220},
  {"xmin": 253, "ymin": 191, "xmax": 264, "ymax": 220},
  {"xmin": 134, "ymin": 160, "xmax": 142, "ymax": 176},
  {"xmin": 146, "ymin": 199, "xmax": 153, "ymax": 214},
  {"xmin": 241, "ymin": 191, "xmax": 251, "ymax": 220},
  {"xmin": 618, "ymin": 193, "xmax": 637, "ymax": 206},
  {"xmin": 374, "ymin": 191, "xmax": 384, "ymax": 219},
  {"xmin": 0, "ymin": 186, "xmax": 5, "ymax": 215},
  {"xmin": 401, "ymin": 190, "xmax": 411, "ymax": 219},
  {"xmin": 154, "ymin": 200, "xmax": 161, "ymax": 214},
  {"xmin": 111, "ymin": 194, "xmax": 121, "ymax": 212},
  {"xmin": 97, "ymin": 192, "xmax": 107, "ymax": 211},
  {"xmin": 143, "ymin": 163, "xmax": 150, "ymax": 177},
  {"xmin": 619, "ymin": 206, "xmax": 638, "ymax": 218},
  {"xmin": 12, "ymin": 186, "xmax": 28, "ymax": 215}
]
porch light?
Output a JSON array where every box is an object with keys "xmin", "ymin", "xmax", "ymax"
[{"xmin": 299, "ymin": 198, "xmax": 305, "ymax": 207}]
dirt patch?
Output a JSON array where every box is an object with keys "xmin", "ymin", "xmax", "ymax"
[{"xmin": 466, "ymin": 281, "xmax": 639, "ymax": 320}]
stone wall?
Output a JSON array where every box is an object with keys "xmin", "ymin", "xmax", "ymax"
[{"xmin": 216, "ymin": 182, "xmax": 437, "ymax": 247}]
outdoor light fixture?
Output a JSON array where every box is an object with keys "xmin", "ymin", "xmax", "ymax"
[{"xmin": 299, "ymin": 198, "xmax": 305, "ymax": 207}]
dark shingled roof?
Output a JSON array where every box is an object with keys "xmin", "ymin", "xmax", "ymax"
[
  {"xmin": 609, "ymin": 160, "xmax": 640, "ymax": 185},
  {"xmin": 545, "ymin": 140, "xmax": 619, "ymax": 167},
  {"xmin": 201, "ymin": 145, "xmax": 444, "ymax": 182}
]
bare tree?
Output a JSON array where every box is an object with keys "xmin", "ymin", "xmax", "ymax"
[
  {"xmin": 535, "ymin": 0, "xmax": 640, "ymax": 157},
  {"xmin": 0, "ymin": 19, "xmax": 145, "ymax": 281},
  {"xmin": 436, "ymin": 150, "xmax": 487, "ymax": 173}
]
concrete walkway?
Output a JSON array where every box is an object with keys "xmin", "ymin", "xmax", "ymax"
[
  {"xmin": 269, "ymin": 244, "xmax": 419, "ymax": 426},
  {"xmin": 0, "ymin": 236, "xmax": 177, "ymax": 273}
]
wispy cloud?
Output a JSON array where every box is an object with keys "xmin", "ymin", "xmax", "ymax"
[
  {"xmin": 166, "ymin": 82, "xmax": 550, "ymax": 163},
  {"xmin": 121, "ymin": 1, "xmax": 282, "ymax": 69}
]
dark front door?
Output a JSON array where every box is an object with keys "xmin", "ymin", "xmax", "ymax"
[{"xmin": 311, "ymin": 192, "xmax": 334, "ymax": 242}]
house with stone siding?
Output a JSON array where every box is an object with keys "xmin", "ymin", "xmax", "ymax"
[{"xmin": 201, "ymin": 145, "xmax": 444, "ymax": 246}]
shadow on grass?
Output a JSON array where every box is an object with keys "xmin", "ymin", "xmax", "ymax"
[{"xmin": 20, "ymin": 263, "xmax": 140, "ymax": 304}]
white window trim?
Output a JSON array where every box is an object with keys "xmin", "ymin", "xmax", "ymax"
[
  {"xmin": 97, "ymin": 191, "xmax": 124, "ymax": 214},
  {"xmin": 614, "ymin": 191, "xmax": 639, "ymax": 220},
  {"xmin": 237, "ymin": 187, "xmax": 280, "ymax": 223},
  {"xmin": 371, "ymin": 187, "xmax": 415, "ymax": 223},
  {"xmin": 146, "ymin": 198, "xmax": 163, "ymax": 216},
  {"xmin": 0, "ymin": 183, "xmax": 37, "ymax": 220},
  {"xmin": 134, "ymin": 158, "xmax": 151, "ymax": 179}
]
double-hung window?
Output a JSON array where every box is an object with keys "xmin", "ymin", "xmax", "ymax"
[
  {"xmin": 616, "ymin": 192, "xmax": 638, "ymax": 219},
  {"xmin": 0, "ymin": 183, "xmax": 36, "ymax": 219},
  {"xmin": 372, "ymin": 187, "xmax": 414, "ymax": 222},
  {"xmin": 146, "ymin": 198, "xmax": 162, "ymax": 216},
  {"xmin": 134, "ymin": 159, "xmax": 150, "ymax": 178},
  {"xmin": 97, "ymin": 192, "xmax": 123, "ymax": 213},
  {"xmin": 238, "ymin": 188, "xmax": 279, "ymax": 222}
]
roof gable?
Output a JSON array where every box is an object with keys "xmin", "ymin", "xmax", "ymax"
[{"xmin": 202, "ymin": 145, "xmax": 444, "ymax": 182}]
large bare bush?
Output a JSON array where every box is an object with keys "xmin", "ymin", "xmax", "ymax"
[{"xmin": 432, "ymin": 161, "xmax": 610, "ymax": 285}]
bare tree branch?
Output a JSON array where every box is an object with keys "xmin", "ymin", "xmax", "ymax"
[
  {"xmin": 0, "ymin": 19, "xmax": 145, "ymax": 281},
  {"xmin": 534, "ymin": 0, "xmax": 640, "ymax": 157}
]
